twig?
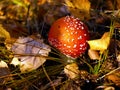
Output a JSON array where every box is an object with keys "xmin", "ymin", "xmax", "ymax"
[{"xmin": 97, "ymin": 66, "xmax": 120, "ymax": 80}]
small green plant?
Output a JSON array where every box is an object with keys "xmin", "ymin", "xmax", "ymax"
[{"xmin": 85, "ymin": 19, "xmax": 115, "ymax": 75}]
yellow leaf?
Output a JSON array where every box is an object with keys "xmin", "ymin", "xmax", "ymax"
[
  {"xmin": 65, "ymin": 0, "xmax": 91, "ymax": 20},
  {"xmin": 0, "ymin": 24, "xmax": 10, "ymax": 39},
  {"xmin": 87, "ymin": 32, "xmax": 110, "ymax": 53}
]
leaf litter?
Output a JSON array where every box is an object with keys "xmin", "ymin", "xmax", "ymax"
[{"xmin": 0, "ymin": 0, "xmax": 120, "ymax": 90}]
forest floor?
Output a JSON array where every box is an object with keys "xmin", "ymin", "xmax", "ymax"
[{"xmin": 0, "ymin": 0, "xmax": 120, "ymax": 90}]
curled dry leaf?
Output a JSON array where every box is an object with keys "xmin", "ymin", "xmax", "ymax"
[
  {"xmin": 11, "ymin": 35, "xmax": 51, "ymax": 72},
  {"xmin": 88, "ymin": 32, "xmax": 110, "ymax": 53},
  {"xmin": 64, "ymin": 63, "xmax": 79, "ymax": 79},
  {"xmin": 88, "ymin": 49, "xmax": 100, "ymax": 60}
]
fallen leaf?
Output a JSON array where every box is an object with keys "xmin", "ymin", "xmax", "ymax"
[
  {"xmin": 0, "ymin": 61, "xmax": 11, "ymax": 84},
  {"xmin": 37, "ymin": 0, "xmax": 46, "ymax": 5},
  {"xmin": 104, "ymin": 86, "xmax": 115, "ymax": 90},
  {"xmin": 64, "ymin": 63, "xmax": 79, "ymax": 79},
  {"xmin": 0, "ymin": 24, "xmax": 10, "ymax": 39},
  {"xmin": 96, "ymin": 86, "xmax": 115, "ymax": 90},
  {"xmin": 117, "ymin": 54, "xmax": 120, "ymax": 61},
  {"xmin": 88, "ymin": 49, "xmax": 100, "ymax": 60},
  {"xmin": 10, "ymin": 57, "xmax": 21, "ymax": 66},
  {"xmin": 11, "ymin": 35, "xmax": 51, "ymax": 72},
  {"xmin": 107, "ymin": 73, "xmax": 120, "ymax": 87},
  {"xmin": 117, "ymin": 54, "xmax": 120, "ymax": 66},
  {"xmin": 87, "ymin": 32, "xmax": 110, "ymax": 53},
  {"xmin": 3, "ymin": 23, "xmax": 28, "ymax": 38},
  {"xmin": 23, "ymin": 0, "xmax": 47, "ymax": 5},
  {"xmin": 4, "ymin": 23, "xmax": 28, "ymax": 50},
  {"xmin": 65, "ymin": 0, "xmax": 91, "ymax": 20},
  {"xmin": 0, "ymin": 60, "xmax": 8, "ymax": 69},
  {"xmin": 117, "ymin": 0, "xmax": 120, "ymax": 9}
]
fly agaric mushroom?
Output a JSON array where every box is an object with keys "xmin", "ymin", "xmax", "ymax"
[
  {"xmin": 48, "ymin": 16, "xmax": 89, "ymax": 59},
  {"xmin": 48, "ymin": 16, "xmax": 89, "ymax": 79}
]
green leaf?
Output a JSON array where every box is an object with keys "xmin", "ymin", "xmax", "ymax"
[{"xmin": 93, "ymin": 64, "xmax": 100, "ymax": 74}]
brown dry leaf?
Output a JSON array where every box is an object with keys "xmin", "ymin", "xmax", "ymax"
[
  {"xmin": 107, "ymin": 0, "xmax": 120, "ymax": 9},
  {"xmin": 64, "ymin": 63, "xmax": 79, "ymax": 79},
  {"xmin": 23, "ymin": 0, "xmax": 31, "ymax": 5},
  {"xmin": 104, "ymin": 86, "xmax": 115, "ymax": 90},
  {"xmin": 91, "ymin": 0, "xmax": 120, "ymax": 10},
  {"xmin": 117, "ymin": 0, "xmax": 120, "ymax": 9},
  {"xmin": 0, "ymin": 24, "xmax": 10, "ymax": 39},
  {"xmin": 37, "ymin": 0, "xmax": 46, "ymax": 5},
  {"xmin": 117, "ymin": 54, "xmax": 120, "ymax": 66},
  {"xmin": 64, "ymin": 0, "xmax": 91, "ymax": 20},
  {"xmin": 4, "ymin": 23, "xmax": 28, "ymax": 50},
  {"xmin": 88, "ymin": 49, "xmax": 100, "ymax": 60},
  {"xmin": 107, "ymin": 73, "xmax": 120, "ymax": 87},
  {"xmin": 117, "ymin": 54, "xmax": 120, "ymax": 61},
  {"xmin": 3, "ymin": 23, "xmax": 28, "ymax": 38},
  {"xmin": 10, "ymin": 35, "xmax": 51, "ymax": 72},
  {"xmin": 96, "ymin": 86, "xmax": 115, "ymax": 90},
  {"xmin": 0, "ymin": 61, "xmax": 11, "ymax": 84},
  {"xmin": 87, "ymin": 32, "xmax": 110, "ymax": 53}
]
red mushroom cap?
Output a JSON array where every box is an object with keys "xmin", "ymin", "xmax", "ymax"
[{"xmin": 48, "ymin": 16, "xmax": 89, "ymax": 58}]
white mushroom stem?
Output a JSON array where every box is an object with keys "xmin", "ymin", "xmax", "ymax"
[{"xmin": 64, "ymin": 62, "xmax": 80, "ymax": 79}]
